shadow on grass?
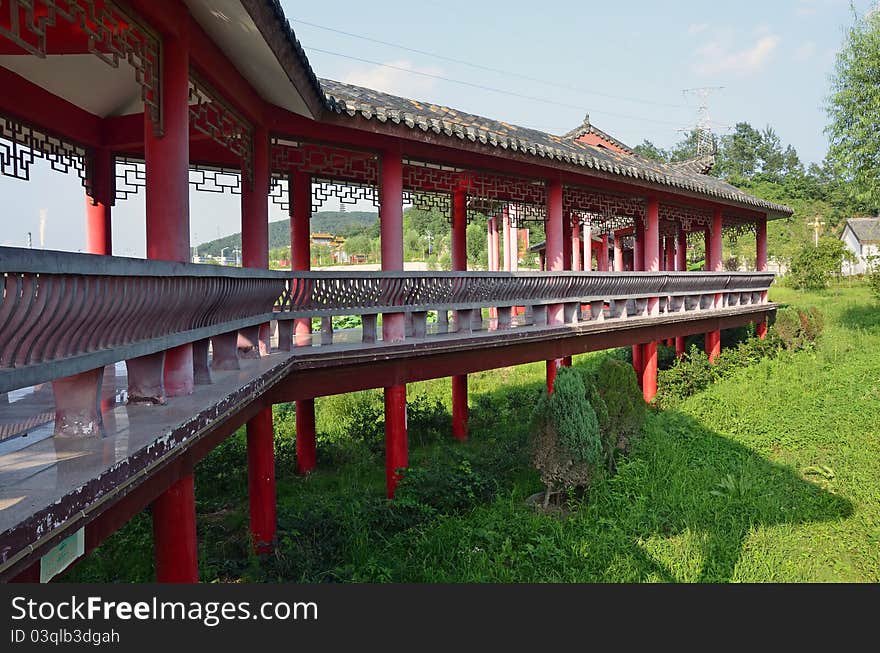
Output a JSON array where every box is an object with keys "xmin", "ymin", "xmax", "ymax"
[
  {"xmin": 574, "ymin": 408, "xmax": 854, "ymax": 582},
  {"xmin": 838, "ymin": 303, "xmax": 880, "ymax": 332}
]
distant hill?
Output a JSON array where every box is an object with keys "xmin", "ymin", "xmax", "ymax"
[{"xmin": 196, "ymin": 211, "xmax": 377, "ymax": 256}]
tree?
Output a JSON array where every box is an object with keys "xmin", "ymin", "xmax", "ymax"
[
  {"xmin": 826, "ymin": 9, "xmax": 880, "ymax": 210},
  {"xmin": 633, "ymin": 140, "xmax": 669, "ymax": 162},
  {"xmin": 788, "ymin": 237, "xmax": 850, "ymax": 290}
]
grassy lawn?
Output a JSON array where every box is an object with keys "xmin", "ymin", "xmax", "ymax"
[{"xmin": 68, "ymin": 283, "xmax": 880, "ymax": 583}]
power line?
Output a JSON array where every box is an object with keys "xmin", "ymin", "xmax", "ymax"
[
  {"xmin": 306, "ymin": 46, "xmax": 688, "ymax": 129},
  {"xmin": 293, "ymin": 18, "xmax": 687, "ymax": 110}
]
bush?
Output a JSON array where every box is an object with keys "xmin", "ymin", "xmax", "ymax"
[
  {"xmin": 531, "ymin": 367, "xmax": 601, "ymax": 505},
  {"xmin": 788, "ymin": 238, "xmax": 848, "ymax": 290},
  {"xmin": 655, "ymin": 306, "xmax": 824, "ymax": 407},
  {"xmin": 772, "ymin": 306, "xmax": 824, "ymax": 350},
  {"xmin": 593, "ymin": 358, "xmax": 646, "ymax": 454}
]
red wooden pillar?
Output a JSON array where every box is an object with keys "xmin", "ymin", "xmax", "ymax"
[
  {"xmin": 291, "ymin": 170, "xmax": 317, "ymax": 474},
  {"xmin": 451, "ymin": 187, "xmax": 468, "ymax": 441},
  {"xmin": 632, "ymin": 220, "xmax": 644, "ymax": 383},
  {"xmin": 502, "ymin": 207, "xmax": 511, "ymax": 271},
  {"xmin": 665, "ymin": 235, "xmax": 675, "ymax": 272},
  {"xmin": 706, "ymin": 208, "xmax": 723, "ymax": 362},
  {"xmin": 239, "ymin": 125, "xmax": 277, "ymax": 551},
  {"xmin": 583, "ymin": 223, "xmax": 592, "ymax": 271},
  {"xmin": 247, "ymin": 406, "xmax": 276, "ymax": 554},
  {"xmin": 381, "ymin": 150, "xmax": 407, "ymax": 497},
  {"xmin": 85, "ymin": 147, "xmax": 112, "ymax": 255},
  {"xmin": 562, "ymin": 212, "xmax": 573, "ymax": 272},
  {"xmin": 571, "ymin": 214, "xmax": 582, "ymax": 271},
  {"xmin": 613, "ymin": 232, "xmax": 624, "ymax": 271},
  {"xmin": 599, "ymin": 234, "xmax": 610, "ymax": 271},
  {"xmin": 545, "ymin": 178, "xmax": 564, "ymax": 393},
  {"xmin": 153, "ymin": 473, "xmax": 198, "ymax": 583},
  {"xmin": 145, "ymin": 27, "xmax": 192, "ymax": 398},
  {"xmin": 756, "ymin": 214, "xmax": 769, "ymax": 339},
  {"xmin": 144, "ymin": 28, "xmax": 197, "ymax": 582},
  {"xmin": 642, "ymin": 198, "xmax": 660, "ymax": 402},
  {"xmin": 675, "ymin": 224, "xmax": 687, "ymax": 357}
]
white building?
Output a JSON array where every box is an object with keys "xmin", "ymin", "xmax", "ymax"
[{"xmin": 841, "ymin": 218, "xmax": 880, "ymax": 276}]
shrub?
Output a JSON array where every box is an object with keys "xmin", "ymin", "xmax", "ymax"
[
  {"xmin": 594, "ymin": 357, "xmax": 646, "ymax": 453},
  {"xmin": 788, "ymin": 238, "xmax": 848, "ymax": 290},
  {"xmin": 531, "ymin": 367, "xmax": 601, "ymax": 505},
  {"xmin": 772, "ymin": 306, "xmax": 824, "ymax": 350}
]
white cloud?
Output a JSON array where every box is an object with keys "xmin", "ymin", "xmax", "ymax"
[
  {"xmin": 693, "ymin": 34, "xmax": 780, "ymax": 76},
  {"xmin": 688, "ymin": 22, "xmax": 709, "ymax": 35},
  {"xmin": 794, "ymin": 40, "xmax": 817, "ymax": 62},
  {"xmin": 340, "ymin": 59, "xmax": 442, "ymax": 98}
]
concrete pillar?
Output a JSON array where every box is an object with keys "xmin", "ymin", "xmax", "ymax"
[
  {"xmin": 451, "ymin": 187, "xmax": 468, "ymax": 441},
  {"xmin": 583, "ymin": 224, "xmax": 592, "ymax": 271},
  {"xmin": 643, "ymin": 198, "xmax": 660, "ymax": 402},
  {"xmin": 144, "ymin": 27, "xmax": 192, "ymax": 398},
  {"xmin": 706, "ymin": 208, "xmax": 723, "ymax": 362},
  {"xmin": 756, "ymin": 214, "xmax": 769, "ymax": 339},
  {"xmin": 152, "ymin": 473, "xmax": 198, "ymax": 583},
  {"xmin": 247, "ymin": 406, "xmax": 276, "ymax": 554},
  {"xmin": 85, "ymin": 147, "xmax": 112, "ymax": 255},
  {"xmin": 545, "ymin": 179, "xmax": 564, "ymax": 393},
  {"xmin": 291, "ymin": 170, "xmax": 317, "ymax": 473},
  {"xmin": 381, "ymin": 150, "xmax": 407, "ymax": 497}
]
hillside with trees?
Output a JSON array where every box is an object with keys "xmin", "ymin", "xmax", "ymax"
[{"xmin": 196, "ymin": 211, "xmax": 378, "ymax": 257}]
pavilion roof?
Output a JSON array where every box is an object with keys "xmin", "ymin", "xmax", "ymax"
[
  {"xmin": 247, "ymin": 2, "xmax": 791, "ymax": 219},
  {"xmin": 318, "ymin": 79, "xmax": 792, "ymax": 218}
]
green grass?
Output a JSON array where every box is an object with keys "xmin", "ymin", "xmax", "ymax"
[{"xmin": 67, "ymin": 283, "xmax": 880, "ymax": 583}]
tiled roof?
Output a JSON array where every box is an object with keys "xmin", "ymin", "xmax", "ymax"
[
  {"xmin": 243, "ymin": 0, "xmax": 327, "ymax": 117},
  {"xmin": 670, "ymin": 154, "xmax": 717, "ymax": 176},
  {"xmin": 845, "ymin": 218, "xmax": 880, "ymax": 243},
  {"xmin": 319, "ymin": 79, "xmax": 793, "ymax": 217}
]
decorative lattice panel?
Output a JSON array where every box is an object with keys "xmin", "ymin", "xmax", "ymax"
[
  {"xmin": 188, "ymin": 70, "xmax": 253, "ymax": 187},
  {"xmin": 0, "ymin": 113, "xmax": 91, "ymax": 194},
  {"xmin": 660, "ymin": 203, "xmax": 713, "ymax": 232},
  {"xmin": 0, "ymin": 0, "xmax": 162, "ymax": 132}
]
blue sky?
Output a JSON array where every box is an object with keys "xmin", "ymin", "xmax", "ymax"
[{"xmin": 1, "ymin": 0, "xmax": 874, "ymax": 256}]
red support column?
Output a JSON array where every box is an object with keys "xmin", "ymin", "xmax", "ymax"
[
  {"xmin": 632, "ymin": 220, "xmax": 644, "ymax": 381},
  {"xmin": 502, "ymin": 207, "xmax": 511, "ymax": 271},
  {"xmin": 613, "ymin": 232, "xmax": 624, "ymax": 271},
  {"xmin": 599, "ymin": 234, "xmax": 610, "ymax": 271},
  {"xmin": 643, "ymin": 198, "xmax": 660, "ymax": 402},
  {"xmin": 583, "ymin": 224, "xmax": 592, "ymax": 271},
  {"xmin": 545, "ymin": 178, "xmax": 564, "ymax": 393},
  {"xmin": 381, "ymin": 150, "xmax": 407, "ymax": 497},
  {"xmin": 665, "ymin": 235, "xmax": 676, "ymax": 272},
  {"xmin": 571, "ymin": 215, "xmax": 581, "ymax": 271},
  {"xmin": 240, "ymin": 125, "xmax": 277, "ymax": 549},
  {"xmin": 675, "ymin": 225, "xmax": 687, "ymax": 357},
  {"xmin": 152, "ymin": 473, "xmax": 198, "ymax": 583},
  {"xmin": 451, "ymin": 187, "xmax": 468, "ymax": 441},
  {"xmin": 380, "ymin": 150, "xmax": 405, "ymax": 342},
  {"xmin": 706, "ymin": 208, "xmax": 723, "ymax": 362},
  {"xmin": 756, "ymin": 214, "xmax": 769, "ymax": 339},
  {"xmin": 291, "ymin": 170, "xmax": 317, "ymax": 473},
  {"xmin": 562, "ymin": 212, "xmax": 573, "ymax": 272},
  {"xmin": 145, "ymin": 28, "xmax": 192, "ymax": 398},
  {"xmin": 247, "ymin": 406, "xmax": 276, "ymax": 554},
  {"xmin": 385, "ymin": 384, "xmax": 408, "ymax": 498},
  {"xmin": 85, "ymin": 147, "xmax": 112, "ymax": 255}
]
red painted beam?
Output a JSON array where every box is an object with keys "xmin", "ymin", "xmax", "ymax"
[
  {"xmin": 126, "ymin": 0, "xmax": 266, "ymax": 123},
  {"xmin": 0, "ymin": 66, "xmax": 101, "ymax": 146},
  {"xmin": 270, "ymin": 309, "xmax": 773, "ymax": 403}
]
